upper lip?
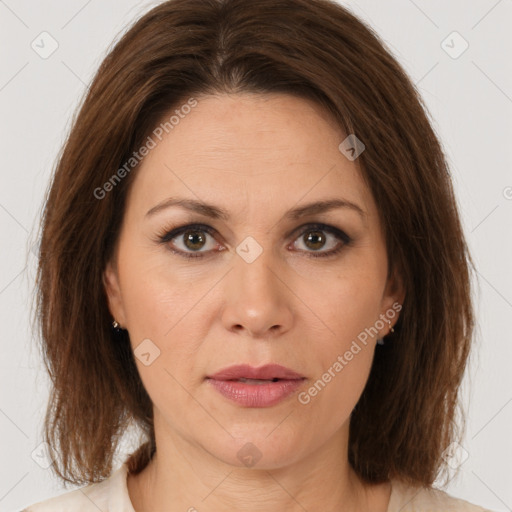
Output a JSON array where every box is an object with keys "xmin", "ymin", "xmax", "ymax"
[{"xmin": 207, "ymin": 364, "xmax": 304, "ymax": 381}]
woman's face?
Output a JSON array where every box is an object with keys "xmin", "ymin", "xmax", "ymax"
[{"xmin": 104, "ymin": 92, "xmax": 403, "ymax": 469}]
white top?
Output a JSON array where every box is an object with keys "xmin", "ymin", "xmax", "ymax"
[{"xmin": 22, "ymin": 463, "xmax": 494, "ymax": 512}]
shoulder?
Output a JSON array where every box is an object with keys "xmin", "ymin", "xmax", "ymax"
[
  {"xmin": 388, "ymin": 479, "xmax": 495, "ymax": 512},
  {"xmin": 21, "ymin": 463, "xmax": 135, "ymax": 512}
]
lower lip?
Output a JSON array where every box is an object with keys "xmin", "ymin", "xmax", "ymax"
[{"xmin": 206, "ymin": 378, "xmax": 305, "ymax": 407}]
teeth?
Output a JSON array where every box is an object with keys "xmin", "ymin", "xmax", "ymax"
[{"xmin": 237, "ymin": 378, "xmax": 279, "ymax": 384}]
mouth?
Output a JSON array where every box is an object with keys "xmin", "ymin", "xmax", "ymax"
[
  {"xmin": 205, "ymin": 364, "xmax": 306, "ymax": 407},
  {"xmin": 206, "ymin": 363, "xmax": 305, "ymax": 381},
  {"xmin": 229, "ymin": 377, "xmax": 282, "ymax": 384}
]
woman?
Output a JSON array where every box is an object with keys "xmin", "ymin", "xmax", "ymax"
[{"xmin": 23, "ymin": 0, "xmax": 494, "ymax": 510}]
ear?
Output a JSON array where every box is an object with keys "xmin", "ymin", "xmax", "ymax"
[
  {"xmin": 379, "ymin": 265, "xmax": 405, "ymax": 334},
  {"xmin": 103, "ymin": 259, "xmax": 127, "ymax": 327}
]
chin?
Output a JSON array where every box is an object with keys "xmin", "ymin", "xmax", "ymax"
[{"xmin": 199, "ymin": 428, "xmax": 308, "ymax": 470}]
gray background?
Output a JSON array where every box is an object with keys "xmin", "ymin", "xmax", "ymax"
[{"xmin": 0, "ymin": 0, "xmax": 511, "ymax": 510}]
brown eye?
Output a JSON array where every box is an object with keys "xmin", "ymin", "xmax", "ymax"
[
  {"xmin": 302, "ymin": 230, "xmax": 327, "ymax": 251},
  {"xmin": 158, "ymin": 222, "xmax": 350, "ymax": 260},
  {"xmin": 158, "ymin": 224, "xmax": 219, "ymax": 258},
  {"xmin": 292, "ymin": 224, "xmax": 349, "ymax": 258},
  {"xmin": 182, "ymin": 230, "xmax": 208, "ymax": 251}
]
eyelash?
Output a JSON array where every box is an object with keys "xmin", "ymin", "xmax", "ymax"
[{"xmin": 155, "ymin": 222, "xmax": 352, "ymax": 260}]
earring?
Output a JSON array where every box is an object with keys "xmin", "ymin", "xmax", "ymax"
[
  {"xmin": 377, "ymin": 319, "xmax": 395, "ymax": 346},
  {"xmin": 112, "ymin": 320, "xmax": 124, "ymax": 331}
]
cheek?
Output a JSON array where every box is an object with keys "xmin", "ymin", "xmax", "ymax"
[
  {"xmin": 289, "ymin": 263, "xmax": 385, "ymax": 427},
  {"xmin": 117, "ymin": 242, "xmax": 197, "ymax": 338},
  {"xmin": 301, "ymin": 261, "xmax": 386, "ymax": 343},
  {"xmin": 116, "ymin": 244, "xmax": 212, "ymax": 380},
  {"xmin": 293, "ymin": 324, "xmax": 376, "ymax": 447},
  {"xmin": 116, "ymin": 259, "xmax": 204, "ymax": 411},
  {"xmin": 297, "ymin": 300, "xmax": 379, "ymax": 436},
  {"xmin": 122, "ymin": 272, "xmax": 174, "ymax": 339}
]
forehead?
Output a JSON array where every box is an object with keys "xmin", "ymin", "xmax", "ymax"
[{"xmin": 126, "ymin": 93, "xmax": 376, "ymax": 225}]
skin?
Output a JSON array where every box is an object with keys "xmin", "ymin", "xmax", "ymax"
[{"xmin": 104, "ymin": 92, "xmax": 405, "ymax": 512}]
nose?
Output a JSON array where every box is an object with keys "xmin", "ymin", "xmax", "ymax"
[{"xmin": 220, "ymin": 247, "xmax": 294, "ymax": 338}]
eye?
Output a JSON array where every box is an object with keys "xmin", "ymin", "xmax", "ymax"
[
  {"xmin": 290, "ymin": 223, "xmax": 351, "ymax": 258},
  {"xmin": 157, "ymin": 223, "xmax": 220, "ymax": 259},
  {"xmin": 156, "ymin": 222, "xmax": 351, "ymax": 259}
]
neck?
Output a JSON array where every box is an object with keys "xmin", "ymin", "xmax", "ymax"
[{"xmin": 127, "ymin": 412, "xmax": 391, "ymax": 512}]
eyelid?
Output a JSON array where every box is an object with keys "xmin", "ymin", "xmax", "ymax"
[
  {"xmin": 157, "ymin": 222, "xmax": 217, "ymax": 244},
  {"xmin": 156, "ymin": 221, "xmax": 351, "ymax": 258},
  {"xmin": 287, "ymin": 222, "xmax": 351, "ymax": 244}
]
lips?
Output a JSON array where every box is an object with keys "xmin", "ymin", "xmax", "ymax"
[
  {"xmin": 206, "ymin": 364, "xmax": 304, "ymax": 382},
  {"xmin": 205, "ymin": 364, "xmax": 306, "ymax": 407}
]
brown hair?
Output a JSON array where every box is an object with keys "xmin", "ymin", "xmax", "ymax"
[{"xmin": 35, "ymin": 0, "xmax": 475, "ymax": 488}]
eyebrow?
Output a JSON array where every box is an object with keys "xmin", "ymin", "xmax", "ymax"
[{"xmin": 145, "ymin": 197, "xmax": 366, "ymax": 222}]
